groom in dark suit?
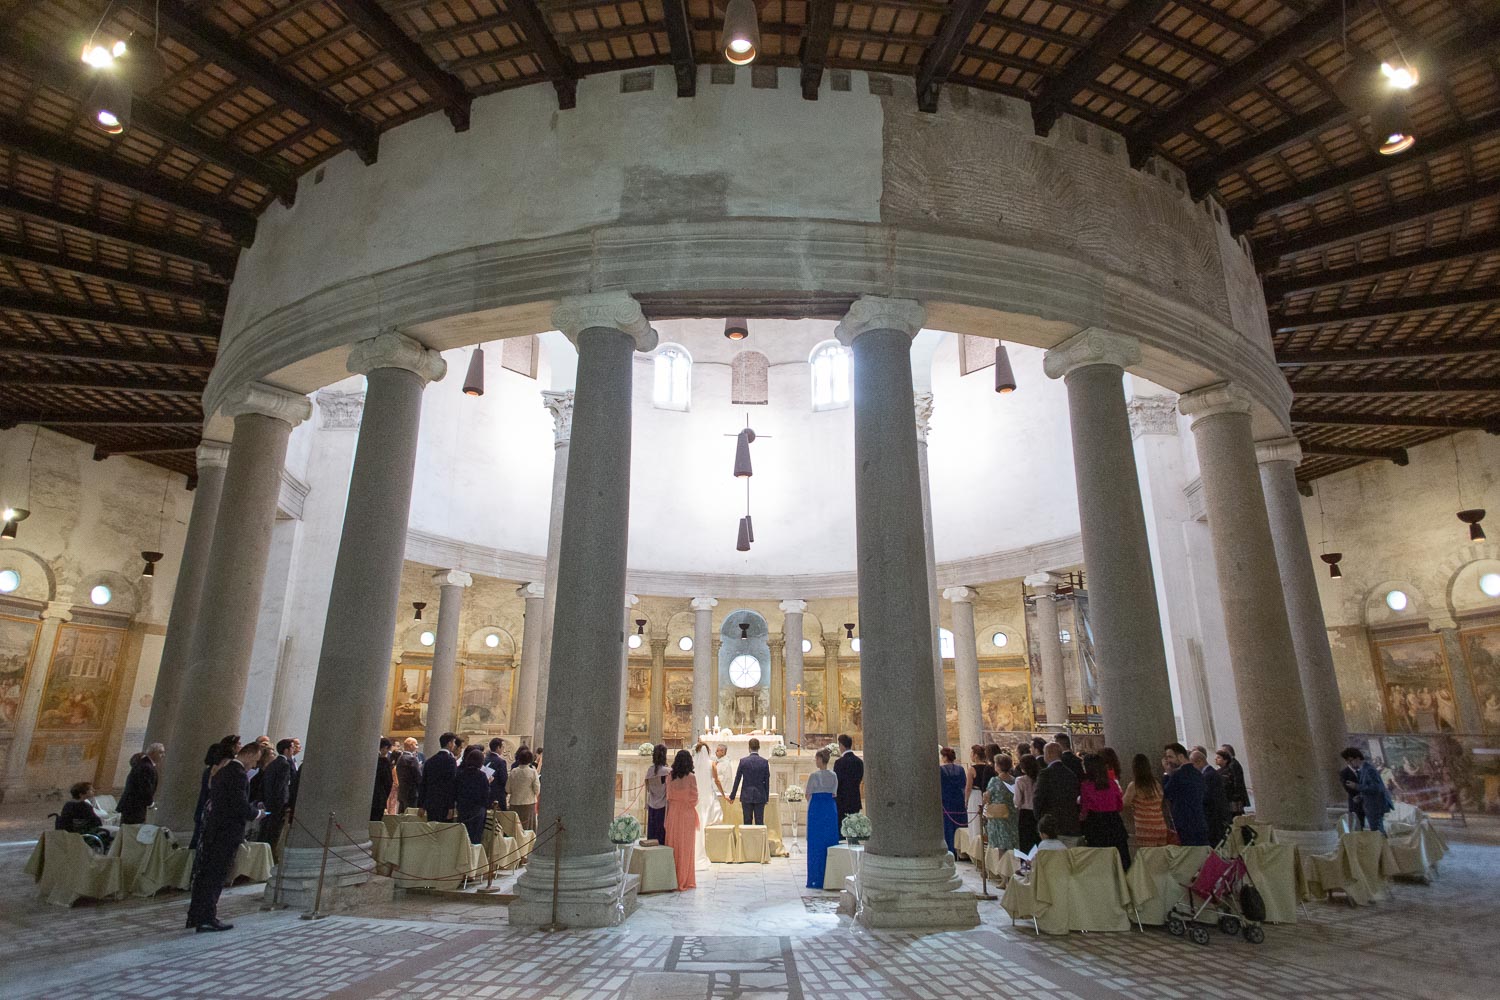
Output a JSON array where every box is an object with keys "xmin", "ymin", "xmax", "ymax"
[
  {"xmin": 728, "ymin": 738, "xmax": 770, "ymax": 825},
  {"xmin": 833, "ymin": 733, "xmax": 863, "ymax": 824}
]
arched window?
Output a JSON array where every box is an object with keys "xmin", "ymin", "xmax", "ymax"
[
  {"xmin": 938, "ymin": 627, "xmax": 955, "ymax": 659},
  {"xmin": 653, "ymin": 344, "xmax": 692, "ymax": 410},
  {"xmin": 809, "ymin": 340, "xmax": 851, "ymax": 410}
]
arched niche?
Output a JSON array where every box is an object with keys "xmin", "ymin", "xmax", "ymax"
[
  {"xmin": 0, "ymin": 547, "xmax": 55, "ymax": 603},
  {"xmin": 719, "ymin": 609, "xmax": 770, "ymax": 729},
  {"xmin": 467, "ymin": 625, "xmax": 517, "ymax": 657},
  {"xmin": 1363, "ymin": 579, "xmax": 1429, "ymax": 630},
  {"xmin": 74, "ymin": 570, "xmax": 140, "ymax": 617}
]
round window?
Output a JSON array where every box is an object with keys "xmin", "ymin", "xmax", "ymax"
[
  {"xmin": 992, "ymin": 631, "xmax": 1008, "ymax": 648},
  {"xmin": 678, "ymin": 636, "xmax": 693, "ymax": 651},
  {"xmin": 484, "ymin": 633, "xmax": 500, "ymax": 648},
  {"xmin": 419, "ymin": 630, "xmax": 435, "ymax": 646},
  {"xmin": 628, "ymin": 634, "xmax": 643, "ymax": 649},
  {"xmin": 1385, "ymin": 590, "xmax": 1409, "ymax": 612},
  {"xmin": 850, "ymin": 637, "xmax": 861, "ymax": 653},
  {"xmin": 1480, "ymin": 573, "xmax": 1500, "ymax": 598},
  {"xmin": 0, "ymin": 569, "xmax": 19, "ymax": 593},
  {"xmin": 728, "ymin": 653, "xmax": 762, "ymax": 688},
  {"xmin": 801, "ymin": 638, "xmax": 813, "ymax": 654},
  {"xmin": 90, "ymin": 584, "xmax": 112, "ymax": 606}
]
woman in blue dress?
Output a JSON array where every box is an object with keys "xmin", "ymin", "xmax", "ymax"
[
  {"xmin": 804, "ymin": 749, "xmax": 840, "ymax": 889},
  {"xmin": 939, "ymin": 746, "xmax": 968, "ymax": 855}
]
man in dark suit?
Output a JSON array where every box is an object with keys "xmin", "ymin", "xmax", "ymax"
[
  {"xmin": 1217, "ymin": 743, "xmax": 1249, "ymax": 815},
  {"xmin": 729, "ymin": 738, "xmax": 770, "ymax": 825},
  {"xmin": 1054, "ymin": 733, "xmax": 1085, "ymax": 782},
  {"xmin": 1033, "ymin": 742, "xmax": 1082, "ymax": 840},
  {"xmin": 484, "ymin": 737, "xmax": 509, "ymax": 811},
  {"xmin": 372, "ymin": 738, "xmax": 395, "ymax": 821},
  {"xmin": 258, "ymin": 738, "xmax": 296, "ymax": 854},
  {"xmin": 1193, "ymin": 748, "xmax": 1232, "ymax": 847},
  {"xmin": 396, "ymin": 739, "xmax": 424, "ymax": 812},
  {"xmin": 833, "ymin": 733, "xmax": 863, "ymax": 824},
  {"xmin": 186, "ymin": 743, "xmax": 259, "ymax": 932},
  {"xmin": 420, "ymin": 732, "xmax": 460, "ymax": 822},
  {"xmin": 1162, "ymin": 742, "xmax": 1208, "ymax": 846},
  {"xmin": 118, "ymin": 742, "xmax": 163, "ymax": 825}
]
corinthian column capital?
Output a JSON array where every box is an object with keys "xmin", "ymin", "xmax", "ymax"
[
  {"xmin": 542, "ymin": 390, "xmax": 575, "ymax": 446},
  {"xmin": 552, "ymin": 292, "xmax": 658, "ymax": 351},
  {"xmin": 914, "ymin": 391, "xmax": 935, "ymax": 442}
]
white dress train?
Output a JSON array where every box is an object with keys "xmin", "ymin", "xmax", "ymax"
[{"xmin": 693, "ymin": 746, "xmax": 722, "ymax": 866}]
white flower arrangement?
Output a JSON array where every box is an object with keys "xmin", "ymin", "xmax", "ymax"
[
  {"xmin": 824, "ymin": 742, "xmax": 841, "ymax": 759},
  {"xmin": 637, "ymin": 743, "xmax": 655, "ymax": 756},
  {"xmin": 784, "ymin": 784, "xmax": 805, "ymax": 803},
  {"xmin": 771, "ymin": 745, "xmax": 788, "ymax": 757},
  {"xmin": 608, "ymin": 815, "xmax": 642, "ymax": 844},
  {"xmin": 840, "ymin": 812, "xmax": 872, "ymax": 842}
]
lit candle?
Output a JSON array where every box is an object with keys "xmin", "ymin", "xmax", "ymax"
[
  {"xmin": 713, "ymin": 715, "xmax": 719, "ymax": 730},
  {"xmin": 762, "ymin": 715, "xmax": 767, "ymax": 731},
  {"xmin": 772, "ymin": 715, "xmax": 777, "ymax": 732},
  {"xmin": 704, "ymin": 715, "xmax": 710, "ymax": 732}
]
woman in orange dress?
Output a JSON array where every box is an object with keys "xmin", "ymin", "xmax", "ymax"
[
  {"xmin": 1123, "ymin": 752, "xmax": 1173, "ymax": 848},
  {"xmin": 664, "ymin": 749, "xmax": 700, "ymax": 890}
]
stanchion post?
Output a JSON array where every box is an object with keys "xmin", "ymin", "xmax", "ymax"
[
  {"xmin": 542, "ymin": 817, "xmax": 566, "ymax": 932},
  {"xmin": 300, "ymin": 811, "xmax": 335, "ymax": 921},
  {"xmin": 263, "ymin": 820, "xmax": 292, "ymax": 910}
]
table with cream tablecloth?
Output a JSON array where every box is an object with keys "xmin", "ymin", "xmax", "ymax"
[
  {"xmin": 114, "ymin": 824, "xmax": 193, "ymax": 896},
  {"xmin": 25, "ymin": 831, "xmax": 123, "ymax": 906},
  {"xmin": 1241, "ymin": 842, "xmax": 1304, "ymax": 923},
  {"xmin": 389, "ymin": 821, "xmax": 486, "ymax": 889},
  {"xmin": 822, "ymin": 844, "xmax": 861, "ymax": 892},
  {"xmin": 1124, "ymin": 845, "xmax": 1212, "ymax": 925},
  {"xmin": 1000, "ymin": 848, "xmax": 1132, "ymax": 935},
  {"xmin": 984, "ymin": 847, "xmax": 1023, "ymax": 886},
  {"xmin": 1303, "ymin": 831, "xmax": 1397, "ymax": 905}
]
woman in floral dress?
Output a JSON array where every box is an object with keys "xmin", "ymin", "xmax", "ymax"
[{"xmin": 983, "ymin": 752, "xmax": 1019, "ymax": 853}]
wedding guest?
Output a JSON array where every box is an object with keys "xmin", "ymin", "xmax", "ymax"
[
  {"xmin": 1013, "ymin": 753, "xmax": 1040, "ymax": 853},
  {"xmin": 938, "ymin": 747, "xmax": 967, "ymax": 855},
  {"xmin": 55, "ymin": 782, "xmax": 107, "ymax": 849},
  {"xmin": 1031, "ymin": 736, "xmax": 1047, "ymax": 757},
  {"xmin": 455, "ymin": 746, "xmax": 490, "ymax": 844},
  {"xmin": 258, "ymin": 738, "xmax": 298, "ymax": 855},
  {"xmin": 395, "ymin": 740, "xmax": 423, "ymax": 813},
  {"xmin": 804, "ymin": 749, "xmax": 840, "ymax": 889},
  {"xmin": 118, "ymin": 742, "xmax": 163, "ymax": 825},
  {"xmin": 507, "ymin": 746, "xmax": 540, "ymax": 830},
  {"xmin": 1055, "ymin": 733, "xmax": 1085, "ymax": 781},
  {"xmin": 1193, "ymin": 749, "xmax": 1232, "ymax": 847},
  {"xmin": 1341, "ymin": 747, "xmax": 1393, "ymax": 833},
  {"xmin": 191, "ymin": 736, "xmax": 239, "ymax": 850},
  {"xmin": 372, "ymin": 738, "xmax": 395, "ymax": 821},
  {"xmin": 484, "ymin": 738, "xmax": 509, "ymax": 811},
  {"xmin": 984, "ymin": 753, "xmax": 1018, "ymax": 855},
  {"xmin": 965, "ymin": 744, "xmax": 994, "ymax": 856},
  {"xmin": 187, "ymin": 743, "xmax": 260, "ymax": 932},
  {"xmin": 1100, "ymin": 746, "xmax": 1123, "ymax": 787},
  {"xmin": 1162, "ymin": 742, "xmax": 1208, "ymax": 846},
  {"xmin": 1339, "ymin": 748, "xmax": 1366, "ymax": 830},
  {"xmin": 833, "ymin": 734, "xmax": 863, "ymax": 824},
  {"xmin": 246, "ymin": 744, "xmax": 275, "ymax": 805},
  {"xmin": 1080, "ymin": 752, "xmax": 1130, "ymax": 870},
  {"xmin": 1033, "ymin": 742, "xmax": 1082, "ymax": 841},
  {"xmin": 1218, "ymin": 744, "xmax": 1248, "ymax": 815},
  {"xmin": 664, "ymin": 749, "xmax": 700, "ymax": 890},
  {"xmin": 1032, "ymin": 815, "xmax": 1067, "ymax": 854},
  {"xmin": 645, "ymin": 743, "xmax": 671, "ymax": 843},
  {"xmin": 419, "ymin": 732, "xmax": 460, "ymax": 823},
  {"xmin": 1123, "ymin": 752, "xmax": 1172, "ymax": 848}
]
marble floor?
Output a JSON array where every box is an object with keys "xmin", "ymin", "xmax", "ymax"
[{"xmin": 2, "ymin": 813, "xmax": 1497, "ymax": 1000}]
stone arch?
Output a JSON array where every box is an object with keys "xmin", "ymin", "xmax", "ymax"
[
  {"xmin": 75, "ymin": 570, "xmax": 140, "ymax": 616},
  {"xmin": 1362, "ymin": 579, "xmax": 1430, "ymax": 630},
  {"xmin": 1435, "ymin": 541, "xmax": 1500, "ymax": 618},
  {"xmin": 0, "ymin": 546, "xmax": 56, "ymax": 603},
  {"xmin": 466, "ymin": 625, "xmax": 517, "ymax": 656}
]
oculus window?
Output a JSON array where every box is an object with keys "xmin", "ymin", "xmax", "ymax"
[
  {"xmin": 1480, "ymin": 573, "xmax": 1500, "ymax": 598},
  {"xmin": 1385, "ymin": 590, "xmax": 1409, "ymax": 612},
  {"xmin": 0, "ymin": 569, "xmax": 18, "ymax": 593},
  {"xmin": 678, "ymin": 636, "xmax": 694, "ymax": 652},
  {"xmin": 90, "ymin": 585, "xmax": 111, "ymax": 606},
  {"xmin": 992, "ymin": 631, "xmax": 1008, "ymax": 648},
  {"xmin": 728, "ymin": 653, "xmax": 762, "ymax": 688}
]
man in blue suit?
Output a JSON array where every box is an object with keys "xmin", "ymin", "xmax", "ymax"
[
  {"xmin": 419, "ymin": 732, "xmax": 460, "ymax": 822},
  {"xmin": 729, "ymin": 738, "xmax": 770, "ymax": 825},
  {"xmin": 1162, "ymin": 742, "xmax": 1208, "ymax": 846}
]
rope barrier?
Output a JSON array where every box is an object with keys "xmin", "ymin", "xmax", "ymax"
[{"xmin": 306, "ymin": 812, "xmax": 564, "ymax": 883}]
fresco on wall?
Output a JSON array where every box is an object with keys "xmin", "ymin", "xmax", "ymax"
[
  {"xmin": 801, "ymin": 671, "xmax": 828, "ymax": 740},
  {"xmin": 663, "ymin": 669, "xmax": 692, "ymax": 741},
  {"xmin": 980, "ymin": 669, "xmax": 1035, "ymax": 733},
  {"xmin": 943, "ymin": 671, "xmax": 959, "ymax": 745},
  {"xmin": 1460, "ymin": 625, "xmax": 1500, "ymax": 734},
  {"xmin": 1372, "ymin": 634, "xmax": 1459, "ymax": 733},
  {"xmin": 838, "ymin": 666, "xmax": 862, "ymax": 734},
  {"xmin": 0, "ymin": 616, "xmax": 39, "ymax": 731},
  {"xmin": 391, "ymin": 665, "xmax": 431, "ymax": 734},
  {"xmin": 35, "ymin": 625, "xmax": 121, "ymax": 733},
  {"xmin": 459, "ymin": 666, "xmax": 512, "ymax": 732},
  {"xmin": 625, "ymin": 666, "xmax": 650, "ymax": 739}
]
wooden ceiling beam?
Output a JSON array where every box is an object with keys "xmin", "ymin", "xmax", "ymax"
[
  {"xmin": 1264, "ymin": 230, "xmax": 1500, "ymax": 300},
  {"xmin": 1274, "ymin": 286, "xmax": 1500, "ymax": 330},
  {"xmin": 0, "ymin": 411, "xmax": 201, "ymax": 428},
  {"xmin": 1032, "ymin": 0, "xmax": 1170, "ymax": 136},
  {"xmin": 94, "ymin": 442, "xmax": 199, "ymax": 458},
  {"xmin": 0, "ymin": 339, "xmax": 215, "ymax": 371},
  {"xmin": 1291, "ymin": 375, "xmax": 1500, "ymax": 396},
  {"xmin": 0, "ymin": 290, "xmax": 220, "ymax": 340},
  {"xmin": 1186, "ymin": 103, "xmax": 1346, "ymax": 199},
  {"xmin": 1290, "ymin": 409, "xmax": 1500, "ymax": 432},
  {"xmin": 0, "ymin": 118, "xmax": 257, "ymax": 245},
  {"xmin": 0, "ymin": 371, "xmax": 205, "ymax": 394},
  {"xmin": 1301, "ymin": 442, "xmax": 1410, "ymax": 465},
  {"xmin": 1276, "ymin": 338, "xmax": 1500, "ymax": 366},
  {"xmin": 329, "ymin": 0, "xmax": 473, "ymax": 130},
  {"xmin": 975, "ymin": 13, "xmax": 1082, "ymax": 50},
  {"xmin": 0, "ymin": 187, "xmax": 236, "ymax": 279},
  {"xmin": 915, "ymin": 0, "xmax": 990, "ymax": 112},
  {"xmin": 1228, "ymin": 109, "xmax": 1500, "ymax": 231},
  {"xmin": 156, "ymin": 0, "xmax": 380, "ymax": 165},
  {"xmin": 800, "ymin": 0, "xmax": 836, "ymax": 101},
  {"xmin": 1128, "ymin": 0, "xmax": 1345, "ymax": 165},
  {"xmin": 506, "ymin": 0, "xmax": 580, "ymax": 109},
  {"xmin": 0, "ymin": 240, "xmax": 226, "ymax": 308},
  {"xmin": 659, "ymin": 0, "xmax": 696, "ymax": 98}
]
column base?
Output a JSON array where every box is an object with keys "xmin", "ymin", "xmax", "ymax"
[
  {"xmin": 838, "ymin": 853, "xmax": 979, "ymax": 930},
  {"xmin": 509, "ymin": 851, "xmax": 641, "ymax": 929},
  {"xmin": 1274, "ymin": 825, "xmax": 1340, "ymax": 855},
  {"xmin": 274, "ymin": 843, "xmax": 386, "ymax": 913}
]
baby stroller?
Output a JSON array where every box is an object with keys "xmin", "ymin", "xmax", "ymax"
[{"xmin": 1166, "ymin": 827, "xmax": 1266, "ymax": 945}]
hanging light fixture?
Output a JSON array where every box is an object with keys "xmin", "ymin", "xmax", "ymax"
[
  {"xmin": 1, "ymin": 507, "xmax": 28, "ymax": 540},
  {"xmin": 635, "ymin": 619, "xmax": 647, "ymax": 635},
  {"xmin": 1373, "ymin": 99, "xmax": 1415, "ymax": 155},
  {"xmin": 1379, "ymin": 60, "xmax": 1418, "ymax": 91},
  {"xmin": 734, "ymin": 427, "xmax": 755, "ymax": 477},
  {"xmin": 994, "ymin": 343, "xmax": 1017, "ymax": 394},
  {"xmin": 744, "ymin": 514, "xmax": 754, "ymax": 543},
  {"xmin": 83, "ymin": 73, "xmax": 131, "ymax": 134},
  {"xmin": 2, "ymin": 428, "xmax": 39, "ymax": 541},
  {"xmin": 140, "ymin": 551, "xmax": 163, "ymax": 578},
  {"xmin": 462, "ymin": 345, "xmax": 485, "ymax": 397},
  {"xmin": 843, "ymin": 623, "xmax": 855, "ymax": 639},
  {"xmin": 736, "ymin": 516, "xmax": 751, "ymax": 552},
  {"xmin": 1320, "ymin": 553, "xmax": 1344, "ymax": 580},
  {"xmin": 720, "ymin": 0, "xmax": 760, "ymax": 65},
  {"xmin": 739, "ymin": 622, "xmax": 750, "ymax": 639},
  {"xmin": 724, "ymin": 318, "xmax": 749, "ymax": 341},
  {"xmin": 140, "ymin": 481, "xmax": 170, "ymax": 578},
  {"xmin": 1459, "ymin": 509, "xmax": 1488, "ymax": 542},
  {"xmin": 412, "ymin": 601, "xmax": 427, "ymax": 621}
]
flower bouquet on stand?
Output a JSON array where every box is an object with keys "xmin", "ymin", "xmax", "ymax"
[
  {"xmin": 823, "ymin": 742, "xmax": 841, "ymax": 760},
  {"xmin": 637, "ymin": 743, "xmax": 654, "ymax": 756},
  {"xmin": 784, "ymin": 785, "xmax": 804, "ymax": 845},
  {"xmin": 771, "ymin": 745, "xmax": 788, "ymax": 758},
  {"xmin": 608, "ymin": 815, "xmax": 642, "ymax": 919},
  {"xmin": 840, "ymin": 812, "xmax": 871, "ymax": 846}
]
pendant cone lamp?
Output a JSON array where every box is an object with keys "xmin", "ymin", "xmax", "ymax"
[
  {"xmin": 994, "ymin": 343, "xmax": 1017, "ymax": 393},
  {"xmin": 736, "ymin": 516, "xmax": 751, "ymax": 551},
  {"xmin": 463, "ymin": 346, "xmax": 485, "ymax": 396},
  {"xmin": 734, "ymin": 428, "xmax": 756, "ymax": 477}
]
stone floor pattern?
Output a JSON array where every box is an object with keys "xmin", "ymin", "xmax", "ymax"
[{"xmin": 3, "ymin": 820, "xmax": 1496, "ymax": 1000}]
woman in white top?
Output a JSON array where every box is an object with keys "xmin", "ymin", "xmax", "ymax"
[{"xmin": 505, "ymin": 746, "xmax": 541, "ymax": 830}]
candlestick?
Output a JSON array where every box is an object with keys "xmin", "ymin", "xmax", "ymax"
[
  {"xmin": 761, "ymin": 715, "xmax": 767, "ymax": 731},
  {"xmin": 713, "ymin": 715, "xmax": 719, "ymax": 730},
  {"xmin": 772, "ymin": 715, "xmax": 776, "ymax": 732},
  {"xmin": 704, "ymin": 714, "xmax": 709, "ymax": 732}
]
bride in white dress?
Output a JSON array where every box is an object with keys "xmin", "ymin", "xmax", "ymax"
[{"xmin": 692, "ymin": 742, "xmax": 722, "ymax": 866}]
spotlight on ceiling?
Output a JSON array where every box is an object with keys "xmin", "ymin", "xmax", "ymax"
[
  {"xmin": 80, "ymin": 39, "xmax": 127, "ymax": 68},
  {"xmin": 1320, "ymin": 552, "xmax": 1343, "ymax": 580},
  {"xmin": 720, "ymin": 0, "xmax": 760, "ymax": 65},
  {"xmin": 1458, "ymin": 508, "xmax": 1487, "ymax": 542},
  {"xmin": 1380, "ymin": 61, "xmax": 1418, "ymax": 91},
  {"xmin": 83, "ymin": 74, "xmax": 131, "ymax": 135},
  {"xmin": 412, "ymin": 601, "xmax": 427, "ymax": 621},
  {"xmin": 462, "ymin": 345, "xmax": 485, "ymax": 397},
  {"xmin": 724, "ymin": 317, "xmax": 749, "ymax": 341},
  {"xmin": 994, "ymin": 343, "xmax": 1017, "ymax": 394},
  {"xmin": 141, "ymin": 550, "xmax": 163, "ymax": 578}
]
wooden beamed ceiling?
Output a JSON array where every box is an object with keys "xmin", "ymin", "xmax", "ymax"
[{"xmin": 0, "ymin": 0, "xmax": 1496, "ymax": 483}]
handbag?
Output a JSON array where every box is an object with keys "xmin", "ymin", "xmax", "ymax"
[{"xmin": 983, "ymin": 801, "xmax": 1011, "ymax": 820}]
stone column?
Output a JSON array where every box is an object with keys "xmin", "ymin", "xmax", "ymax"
[
  {"xmin": 618, "ymin": 593, "xmax": 638, "ymax": 747},
  {"xmin": 527, "ymin": 390, "xmax": 574, "ymax": 747},
  {"xmin": 768, "ymin": 636, "xmax": 785, "ymax": 733},
  {"xmin": 423, "ymin": 570, "xmax": 473, "ymax": 756},
  {"xmin": 944, "ymin": 588, "xmax": 983, "ymax": 754},
  {"xmin": 1026, "ymin": 575, "xmax": 1068, "ymax": 726},
  {"xmin": 514, "ymin": 582, "xmax": 544, "ymax": 734},
  {"xmin": 281, "ymin": 333, "xmax": 445, "ymax": 901},
  {"xmin": 512, "ymin": 291, "xmax": 656, "ymax": 928},
  {"xmin": 780, "ymin": 600, "xmax": 806, "ymax": 744},
  {"xmin": 2, "ymin": 595, "xmax": 73, "ymax": 790},
  {"xmin": 143, "ymin": 443, "xmax": 228, "ymax": 750},
  {"xmin": 837, "ymin": 295, "xmax": 977, "ymax": 928},
  {"xmin": 691, "ymin": 597, "xmax": 716, "ymax": 735},
  {"xmin": 1256, "ymin": 438, "xmax": 1352, "ymax": 807},
  {"xmin": 1042, "ymin": 330, "xmax": 1176, "ymax": 765},
  {"xmin": 915, "ymin": 390, "xmax": 946, "ymax": 737},
  {"xmin": 1179, "ymin": 384, "xmax": 1331, "ymax": 844},
  {"xmin": 648, "ymin": 635, "xmax": 669, "ymax": 743},
  {"xmin": 158, "ymin": 383, "xmax": 311, "ymax": 831},
  {"xmin": 821, "ymin": 632, "xmax": 841, "ymax": 734}
]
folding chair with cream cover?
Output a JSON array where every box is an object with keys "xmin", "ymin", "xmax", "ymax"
[
  {"xmin": 1001, "ymin": 847, "xmax": 1132, "ymax": 935},
  {"xmin": 25, "ymin": 830, "xmax": 123, "ymax": 906}
]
